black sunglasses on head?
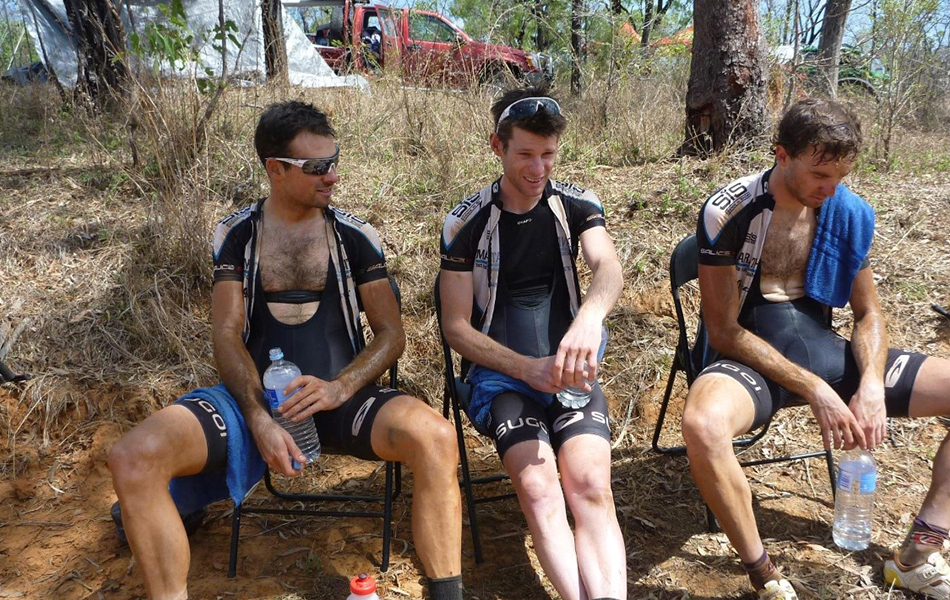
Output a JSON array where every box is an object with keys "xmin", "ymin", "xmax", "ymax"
[
  {"xmin": 269, "ymin": 145, "xmax": 340, "ymax": 175},
  {"xmin": 495, "ymin": 97, "xmax": 562, "ymax": 133}
]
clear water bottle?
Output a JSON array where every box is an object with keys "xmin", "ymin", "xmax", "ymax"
[
  {"xmin": 556, "ymin": 329, "xmax": 609, "ymax": 409},
  {"xmin": 832, "ymin": 448, "xmax": 877, "ymax": 551},
  {"xmin": 557, "ymin": 375, "xmax": 593, "ymax": 409},
  {"xmin": 347, "ymin": 573, "xmax": 379, "ymax": 600},
  {"xmin": 263, "ymin": 347, "xmax": 321, "ymax": 469}
]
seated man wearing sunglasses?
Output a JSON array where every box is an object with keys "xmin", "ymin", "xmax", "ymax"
[
  {"xmin": 439, "ymin": 87, "xmax": 626, "ymax": 600},
  {"xmin": 108, "ymin": 101, "xmax": 464, "ymax": 600}
]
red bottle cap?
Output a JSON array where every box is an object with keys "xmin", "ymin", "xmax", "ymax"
[{"xmin": 350, "ymin": 573, "xmax": 377, "ymax": 595}]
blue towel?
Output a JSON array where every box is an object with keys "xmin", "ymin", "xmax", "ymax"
[
  {"xmin": 168, "ymin": 384, "xmax": 267, "ymax": 515},
  {"xmin": 806, "ymin": 184, "xmax": 875, "ymax": 308},
  {"xmin": 467, "ymin": 328, "xmax": 609, "ymax": 432},
  {"xmin": 467, "ymin": 367, "xmax": 553, "ymax": 433}
]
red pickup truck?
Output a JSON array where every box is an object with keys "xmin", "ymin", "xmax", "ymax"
[{"xmin": 288, "ymin": 0, "xmax": 553, "ymax": 88}]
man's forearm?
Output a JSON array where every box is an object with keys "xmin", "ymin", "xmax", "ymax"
[
  {"xmin": 334, "ymin": 328, "xmax": 404, "ymax": 399},
  {"xmin": 213, "ymin": 335, "xmax": 272, "ymax": 435},
  {"xmin": 446, "ymin": 324, "xmax": 531, "ymax": 381},
  {"xmin": 576, "ymin": 258, "xmax": 623, "ymax": 322},
  {"xmin": 851, "ymin": 310, "xmax": 888, "ymax": 384},
  {"xmin": 714, "ymin": 326, "xmax": 821, "ymax": 399}
]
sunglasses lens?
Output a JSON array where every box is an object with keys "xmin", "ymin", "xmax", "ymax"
[{"xmin": 303, "ymin": 158, "xmax": 335, "ymax": 175}]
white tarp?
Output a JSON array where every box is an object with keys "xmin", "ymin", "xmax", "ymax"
[{"xmin": 15, "ymin": 0, "xmax": 365, "ymax": 89}]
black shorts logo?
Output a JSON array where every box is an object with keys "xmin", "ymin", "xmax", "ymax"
[
  {"xmin": 495, "ymin": 416, "xmax": 547, "ymax": 439},
  {"xmin": 185, "ymin": 398, "xmax": 227, "ymax": 438},
  {"xmin": 885, "ymin": 355, "xmax": 910, "ymax": 388},
  {"xmin": 352, "ymin": 397, "xmax": 377, "ymax": 436}
]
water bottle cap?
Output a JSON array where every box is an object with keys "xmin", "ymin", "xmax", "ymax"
[
  {"xmin": 350, "ymin": 573, "xmax": 376, "ymax": 595},
  {"xmin": 268, "ymin": 347, "xmax": 284, "ymax": 361}
]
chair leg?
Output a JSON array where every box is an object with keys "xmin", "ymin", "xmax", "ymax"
[
  {"xmin": 825, "ymin": 449, "xmax": 837, "ymax": 500},
  {"xmin": 652, "ymin": 362, "xmax": 684, "ymax": 454},
  {"xmin": 381, "ymin": 461, "xmax": 393, "ymax": 572},
  {"xmin": 394, "ymin": 461, "xmax": 402, "ymax": 499},
  {"xmin": 705, "ymin": 503, "xmax": 720, "ymax": 534},
  {"xmin": 451, "ymin": 391, "xmax": 483, "ymax": 564},
  {"xmin": 228, "ymin": 502, "xmax": 242, "ymax": 578}
]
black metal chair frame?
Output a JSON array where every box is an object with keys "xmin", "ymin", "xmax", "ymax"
[
  {"xmin": 434, "ymin": 274, "xmax": 517, "ymax": 564},
  {"xmin": 228, "ymin": 278, "xmax": 404, "ymax": 577},
  {"xmin": 651, "ymin": 234, "xmax": 836, "ymax": 531}
]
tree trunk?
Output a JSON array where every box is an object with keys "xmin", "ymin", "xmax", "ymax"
[
  {"xmin": 261, "ymin": 0, "xmax": 287, "ymax": 82},
  {"xmin": 570, "ymin": 0, "xmax": 582, "ymax": 93},
  {"xmin": 532, "ymin": 0, "xmax": 548, "ymax": 51},
  {"xmin": 816, "ymin": 0, "xmax": 853, "ymax": 97},
  {"xmin": 218, "ymin": 0, "xmax": 227, "ymax": 78},
  {"xmin": 62, "ymin": 0, "xmax": 129, "ymax": 104},
  {"xmin": 683, "ymin": 0, "xmax": 769, "ymax": 155},
  {"xmin": 641, "ymin": 0, "xmax": 655, "ymax": 47}
]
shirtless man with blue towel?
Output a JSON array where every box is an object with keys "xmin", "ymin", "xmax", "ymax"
[{"xmin": 682, "ymin": 98, "xmax": 950, "ymax": 600}]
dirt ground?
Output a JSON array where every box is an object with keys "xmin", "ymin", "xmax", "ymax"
[{"xmin": 2, "ymin": 86, "xmax": 950, "ymax": 600}]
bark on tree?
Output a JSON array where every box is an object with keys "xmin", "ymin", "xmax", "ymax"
[
  {"xmin": 816, "ymin": 0, "xmax": 853, "ymax": 97},
  {"xmin": 532, "ymin": 0, "xmax": 549, "ymax": 51},
  {"xmin": 261, "ymin": 0, "xmax": 287, "ymax": 82},
  {"xmin": 570, "ymin": 0, "xmax": 582, "ymax": 93},
  {"xmin": 683, "ymin": 0, "xmax": 769, "ymax": 155},
  {"xmin": 640, "ymin": 0, "xmax": 672, "ymax": 48},
  {"xmin": 62, "ymin": 0, "xmax": 129, "ymax": 103}
]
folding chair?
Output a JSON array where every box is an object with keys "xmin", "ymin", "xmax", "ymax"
[
  {"xmin": 228, "ymin": 277, "xmax": 404, "ymax": 577},
  {"xmin": 651, "ymin": 234, "xmax": 836, "ymax": 531},
  {"xmin": 433, "ymin": 274, "xmax": 517, "ymax": 564}
]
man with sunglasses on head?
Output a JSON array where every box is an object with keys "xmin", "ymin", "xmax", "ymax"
[
  {"xmin": 439, "ymin": 86, "xmax": 626, "ymax": 600},
  {"xmin": 109, "ymin": 101, "xmax": 464, "ymax": 600}
]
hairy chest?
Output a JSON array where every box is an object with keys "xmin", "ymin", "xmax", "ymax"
[
  {"xmin": 760, "ymin": 209, "xmax": 816, "ymax": 283},
  {"xmin": 258, "ymin": 225, "xmax": 330, "ymax": 292}
]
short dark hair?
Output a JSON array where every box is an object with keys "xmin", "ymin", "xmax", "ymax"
[
  {"xmin": 254, "ymin": 100, "xmax": 336, "ymax": 166},
  {"xmin": 774, "ymin": 98, "xmax": 862, "ymax": 163},
  {"xmin": 491, "ymin": 85, "xmax": 567, "ymax": 146}
]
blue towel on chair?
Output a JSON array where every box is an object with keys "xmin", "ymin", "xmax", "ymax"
[
  {"xmin": 168, "ymin": 384, "xmax": 267, "ymax": 515},
  {"xmin": 805, "ymin": 184, "xmax": 875, "ymax": 308}
]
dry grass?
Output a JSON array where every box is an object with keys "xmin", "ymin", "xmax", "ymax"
[{"xmin": 1, "ymin": 70, "xmax": 949, "ymax": 599}]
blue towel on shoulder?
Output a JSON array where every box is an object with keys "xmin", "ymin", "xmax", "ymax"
[
  {"xmin": 806, "ymin": 184, "xmax": 875, "ymax": 308},
  {"xmin": 168, "ymin": 384, "xmax": 266, "ymax": 515}
]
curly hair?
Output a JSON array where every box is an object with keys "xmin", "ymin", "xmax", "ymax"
[{"xmin": 774, "ymin": 98, "xmax": 862, "ymax": 163}]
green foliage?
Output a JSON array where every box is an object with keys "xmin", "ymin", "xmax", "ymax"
[
  {"xmin": 0, "ymin": 18, "xmax": 38, "ymax": 69},
  {"xmin": 129, "ymin": 0, "xmax": 196, "ymax": 74},
  {"xmin": 128, "ymin": 0, "xmax": 241, "ymax": 91}
]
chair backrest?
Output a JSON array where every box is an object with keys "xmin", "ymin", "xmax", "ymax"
[
  {"xmin": 668, "ymin": 234, "xmax": 714, "ymax": 383},
  {"xmin": 433, "ymin": 273, "xmax": 475, "ymax": 413}
]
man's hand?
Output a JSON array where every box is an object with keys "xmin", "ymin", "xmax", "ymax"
[
  {"xmin": 849, "ymin": 380, "xmax": 887, "ymax": 449},
  {"xmin": 252, "ymin": 418, "xmax": 305, "ymax": 476},
  {"xmin": 278, "ymin": 375, "xmax": 347, "ymax": 421},
  {"xmin": 553, "ymin": 314, "xmax": 602, "ymax": 389},
  {"xmin": 808, "ymin": 378, "xmax": 867, "ymax": 451},
  {"xmin": 521, "ymin": 356, "xmax": 563, "ymax": 394}
]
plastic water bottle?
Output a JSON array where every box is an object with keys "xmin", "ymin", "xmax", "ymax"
[
  {"xmin": 263, "ymin": 348, "xmax": 321, "ymax": 469},
  {"xmin": 832, "ymin": 448, "xmax": 877, "ymax": 551},
  {"xmin": 556, "ymin": 372, "xmax": 593, "ymax": 409},
  {"xmin": 556, "ymin": 329, "xmax": 609, "ymax": 409},
  {"xmin": 347, "ymin": 573, "xmax": 380, "ymax": 600}
]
